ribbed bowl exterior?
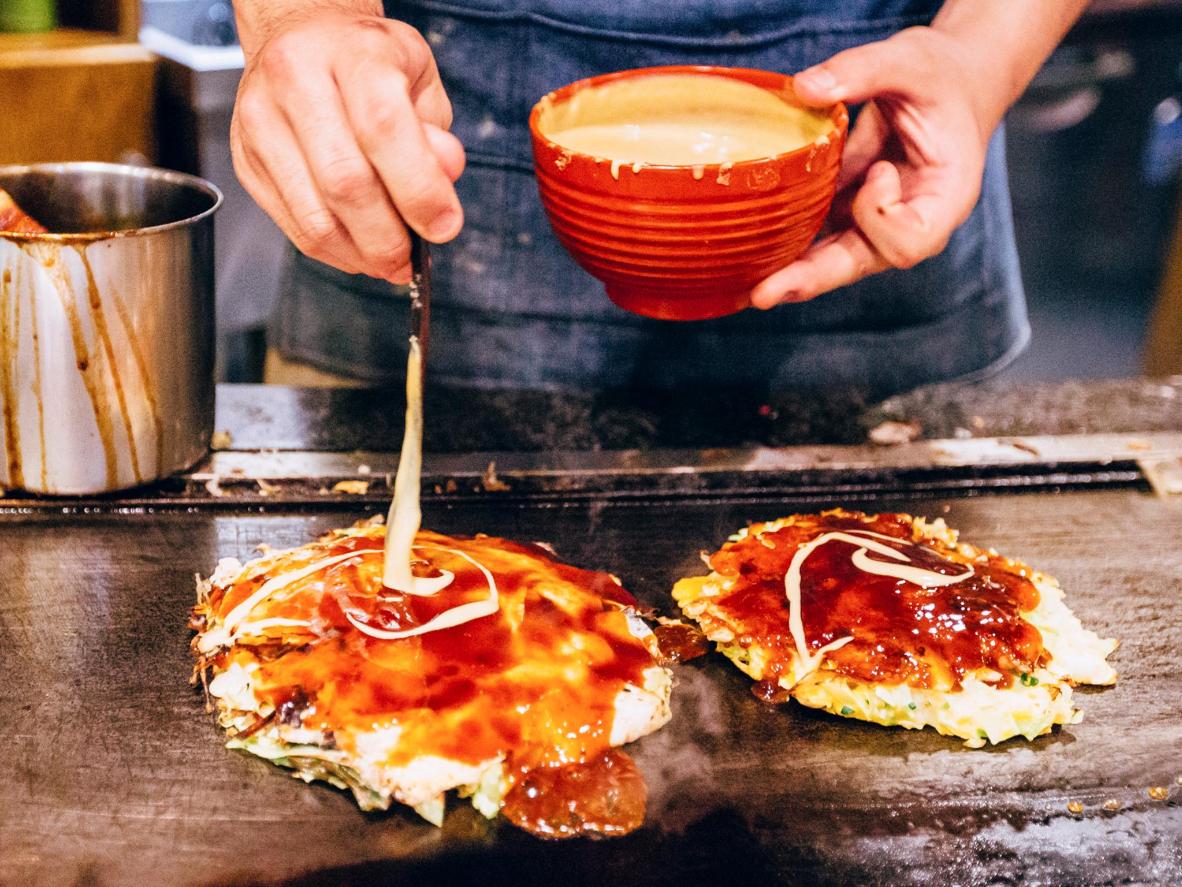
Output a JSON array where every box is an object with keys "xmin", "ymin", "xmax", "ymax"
[{"xmin": 530, "ymin": 66, "xmax": 848, "ymax": 321}]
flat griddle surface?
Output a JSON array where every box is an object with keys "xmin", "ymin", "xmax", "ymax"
[{"xmin": 1, "ymin": 489, "xmax": 1179, "ymax": 886}]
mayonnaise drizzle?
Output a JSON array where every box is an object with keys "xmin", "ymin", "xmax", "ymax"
[
  {"xmin": 200, "ymin": 549, "xmax": 373, "ymax": 652},
  {"xmin": 200, "ymin": 543, "xmax": 500, "ymax": 653},
  {"xmin": 346, "ymin": 545, "xmax": 498, "ymax": 641},
  {"xmin": 782, "ymin": 529, "xmax": 974, "ymax": 685}
]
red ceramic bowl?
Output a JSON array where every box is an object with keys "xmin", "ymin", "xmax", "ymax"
[{"xmin": 529, "ymin": 65, "xmax": 848, "ymax": 321}]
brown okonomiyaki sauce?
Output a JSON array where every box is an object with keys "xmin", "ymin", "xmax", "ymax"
[
  {"xmin": 501, "ymin": 748, "xmax": 646, "ymax": 839},
  {"xmin": 710, "ymin": 512, "xmax": 1047, "ymax": 690},
  {"xmin": 651, "ymin": 621, "xmax": 710, "ymax": 664},
  {"xmin": 207, "ymin": 529, "xmax": 657, "ymax": 837}
]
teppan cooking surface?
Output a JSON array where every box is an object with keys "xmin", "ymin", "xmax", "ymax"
[{"xmin": 1, "ymin": 489, "xmax": 1179, "ymax": 886}]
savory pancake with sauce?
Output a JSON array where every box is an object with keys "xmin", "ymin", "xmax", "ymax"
[
  {"xmin": 673, "ymin": 509, "xmax": 1117, "ymax": 746},
  {"xmin": 191, "ymin": 520, "xmax": 672, "ymax": 837}
]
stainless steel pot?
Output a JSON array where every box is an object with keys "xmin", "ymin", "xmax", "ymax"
[{"xmin": 0, "ymin": 163, "xmax": 222, "ymax": 494}]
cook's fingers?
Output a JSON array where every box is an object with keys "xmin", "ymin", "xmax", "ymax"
[
  {"xmin": 411, "ymin": 66, "xmax": 454, "ymax": 130},
  {"xmin": 231, "ymin": 113, "xmax": 364, "ymax": 275},
  {"xmin": 245, "ymin": 161, "xmax": 363, "ymax": 276},
  {"xmin": 339, "ymin": 62, "xmax": 463, "ymax": 243},
  {"xmin": 279, "ymin": 86, "xmax": 414, "ymax": 280},
  {"xmin": 246, "ymin": 144, "xmax": 366, "ymax": 276},
  {"xmin": 850, "ymin": 160, "xmax": 959, "ymax": 269},
  {"xmin": 384, "ymin": 18, "xmax": 453, "ymax": 129},
  {"xmin": 835, "ymin": 101, "xmax": 888, "ymax": 194},
  {"xmin": 750, "ymin": 229, "xmax": 887, "ymax": 308},
  {"xmin": 424, "ymin": 124, "xmax": 466, "ymax": 182},
  {"xmin": 792, "ymin": 33, "xmax": 928, "ymax": 107}
]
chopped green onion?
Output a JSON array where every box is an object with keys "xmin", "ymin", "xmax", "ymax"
[
  {"xmin": 1020, "ymin": 673, "xmax": 1040, "ymax": 687},
  {"xmin": 840, "ymin": 705, "xmax": 854, "ymax": 715},
  {"xmin": 907, "ymin": 702, "xmax": 917, "ymax": 710}
]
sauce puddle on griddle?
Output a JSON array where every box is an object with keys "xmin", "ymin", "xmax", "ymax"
[{"xmin": 502, "ymin": 748, "xmax": 647, "ymax": 839}]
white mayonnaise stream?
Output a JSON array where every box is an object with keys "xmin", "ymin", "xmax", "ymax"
[
  {"xmin": 783, "ymin": 529, "xmax": 974, "ymax": 684},
  {"xmin": 198, "ymin": 549, "xmax": 371, "ymax": 653},
  {"xmin": 345, "ymin": 545, "xmax": 499, "ymax": 640},
  {"xmin": 383, "ymin": 335, "xmax": 424, "ymax": 593},
  {"xmin": 198, "ymin": 338, "xmax": 499, "ymax": 654}
]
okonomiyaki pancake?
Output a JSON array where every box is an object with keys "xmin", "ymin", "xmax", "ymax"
[
  {"xmin": 673, "ymin": 509, "xmax": 1117, "ymax": 747},
  {"xmin": 191, "ymin": 522, "xmax": 672, "ymax": 837}
]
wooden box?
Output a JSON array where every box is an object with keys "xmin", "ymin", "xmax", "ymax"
[{"xmin": 0, "ymin": 0, "xmax": 157, "ymax": 165}]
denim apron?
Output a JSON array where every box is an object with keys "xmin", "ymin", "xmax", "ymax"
[{"xmin": 272, "ymin": 0, "xmax": 1029, "ymax": 397}]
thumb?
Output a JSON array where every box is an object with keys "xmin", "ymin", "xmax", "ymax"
[{"xmin": 793, "ymin": 35, "xmax": 919, "ymax": 107}]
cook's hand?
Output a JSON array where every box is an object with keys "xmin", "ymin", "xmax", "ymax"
[
  {"xmin": 750, "ymin": 27, "xmax": 994, "ymax": 308},
  {"xmin": 231, "ymin": 10, "xmax": 464, "ymax": 283}
]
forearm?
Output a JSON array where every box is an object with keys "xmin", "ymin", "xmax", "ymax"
[
  {"xmin": 932, "ymin": 0, "xmax": 1089, "ymax": 133},
  {"xmin": 233, "ymin": 0, "xmax": 383, "ymax": 56}
]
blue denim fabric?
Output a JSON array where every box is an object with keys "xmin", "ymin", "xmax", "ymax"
[{"xmin": 272, "ymin": 0, "xmax": 1028, "ymax": 396}]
